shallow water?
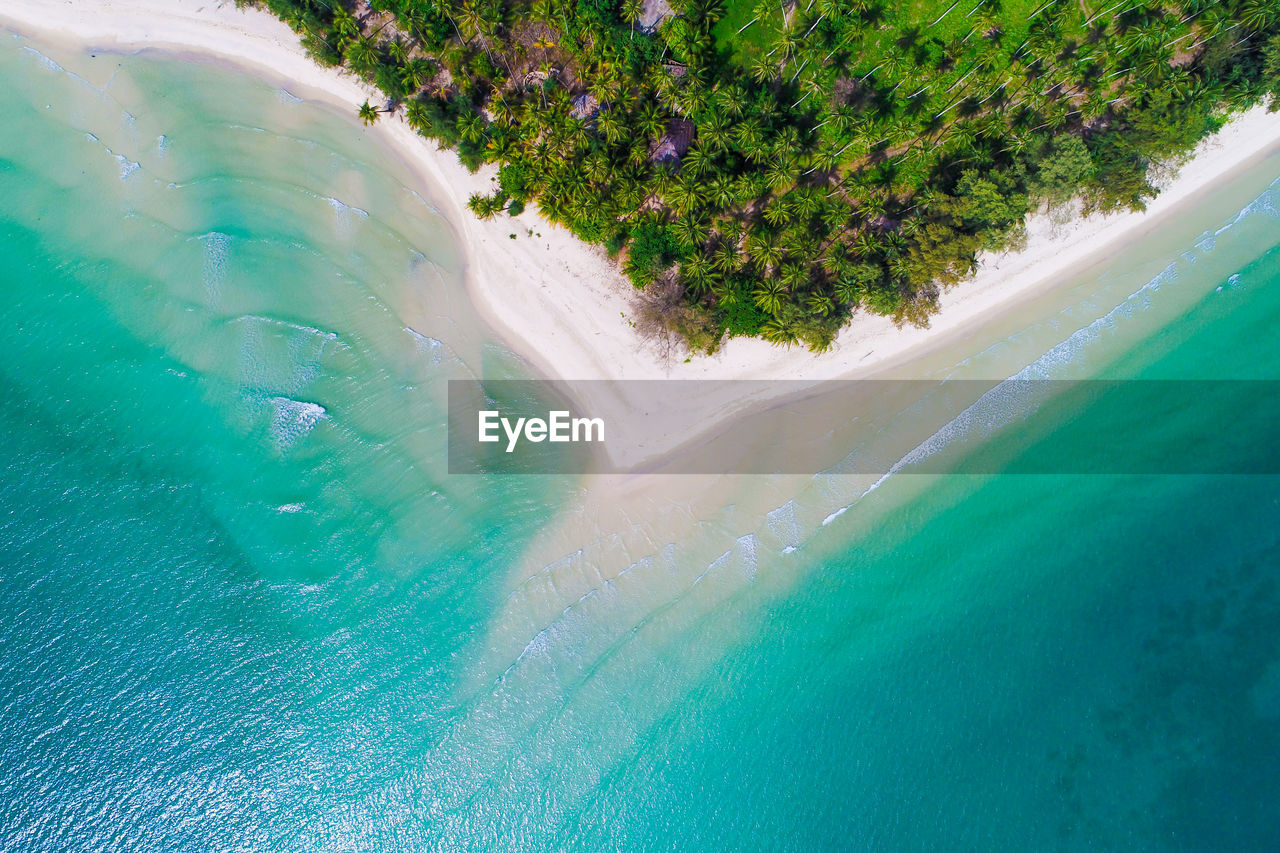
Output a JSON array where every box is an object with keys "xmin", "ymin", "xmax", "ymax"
[{"xmin": 2, "ymin": 32, "xmax": 1279, "ymax": 851}]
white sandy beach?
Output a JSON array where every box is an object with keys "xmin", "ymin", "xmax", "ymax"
[{"xmin": 3, "ymin": 0, "xmax": 1280, "ymax": 467}]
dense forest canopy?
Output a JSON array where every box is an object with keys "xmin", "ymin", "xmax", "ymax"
[{"xmin": 241, "ymin": 0, "xmax": 1280, "ymax": 351}]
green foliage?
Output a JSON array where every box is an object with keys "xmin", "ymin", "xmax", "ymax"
[
  {"xmin": 719, "ymin": 294, "xmax": 768, "ymax": 338},
  {"xmin": 468, "ymin": 190, "xmax": 507, "ymax": 218},
  {"xmin": 497, "ymin": 162, "xmax": 533, "ymax": 202},
  {"xmin": 1265, "ymin": 34, "xmax": 1280, "ymax": 107},
  {"xmin": 940, "ymin": 170, "xmax": 1029, "ymax": 251},
  {"xmin": 1031, "ymin": 137, "xmax": 1096, "ymax": 209},
  {"xmin": 623, "ymin": 223, "xmax": 682, "ymax": 288},
  {"xmin": 246, "ymin": 0, "xmax": 1279, "ymax": 353},
  {"xmin": 374, "ymin": 62, "xmax": 410, "ymax": 100},
  {"xmin": 408, "ymin": 96, "xmax": 464, "ymax": 146}
]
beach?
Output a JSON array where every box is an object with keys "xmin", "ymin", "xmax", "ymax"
[
  {"xmin": 5, "ymin": 7, "xmax": 1280, "ymax": 848},
  {"xmin": 3, "ymin": 0, "xmax": 1280, "ymax": 467}
]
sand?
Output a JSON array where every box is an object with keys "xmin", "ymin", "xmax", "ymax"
[{"xmin": 3, "ymin": 0, "xmax": 1280, "ymax": 467}]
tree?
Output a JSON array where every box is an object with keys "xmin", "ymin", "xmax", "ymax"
[
  {"xmin": 346, "ymin": 38, "xmax": 379, "ymax": 73},
  {"xmin": 467, "ymin": 191, "xmax": 505, "ymax": 218},
  {"xmin": 330, "ymin": 6, "xmax": 360, "ymax": 50},
  {"xmin": 249, "ymin": 0, "xmax": 1275, "ymax": 353},
  {"xmin": 406, "ymin": 99, "xmax": 429, "ymax": 131},
  {"xmin": 458, "ymin": 112, "xmax": 487, "ymax": 143},
  {"xmin": 1030, "ymin": 136, "xmax": 1096, "ymax": 209},
  {"xmin": 402, "ymin": 58, "xmax": 433, "ymax": 92},
  {"xmin": 622, "ymin": 0, "xmax": 643, "ymax": 38},
  {"xmin": 753, "ymin": 280, "xmax": 786, "ymax": 316},
  {"xmin": 1265, "ymin": 33, "xmax": 1280, "ymax": 106}
]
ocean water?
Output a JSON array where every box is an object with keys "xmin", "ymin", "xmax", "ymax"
[{"xmin": 2, "ymin": 32, "xmax": 1280, "ymax": 851}]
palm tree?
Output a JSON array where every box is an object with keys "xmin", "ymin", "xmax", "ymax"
[
  {"xmin": 709, "ymin": 175, "xmax": 735, "ymax": 209},
  {"xmin": 833, "ymin": 276, "xmax": 862, "ymax": 306},
  {"xmin": 747, "ymin": 231, "xmax": 784, "ymax": 270},
  {"xmin": 753, "ymin": 280, "xmax": 786, "ymax": 315},
  {"xmin": 346, "ymin": 38, "xmax": 380, "ymax": 74},
  {"xmin": 330, "ymin": 7, "xmax": 360, "ymax": 51},
  {"xmin": 638, "ymin": 102, "xmax": 667, "ymax": 139},
  {"xmin": 749, "ymin": 54, "xmax": 776, "ymax": 85},
  {"xmin": 761, "ymin": 317, "xmax": 798, "ymax": 345},
  {"xmin": 681, "ymin": 255, "xmax": 716, "ymax": 298},
  {"xmin": 763, "ymin": 196, "xmax": 796, "ymax": 227},
  {"xmin": 458, "ymin": 112, "xmax": 487, "ymax": 143},
  {"xmin": 1240, "ymin": 0, "xmax": 1276, "ymax": 30},
  {"xmin": 683, "ymin": 145, "xmax": 714, "ymax": 178},
  {"xmin": 405, "ymin": 99, "xmax": 430, "ymax": 132},
  {"xmin": 714, "ymin": 83, "xmax": 749, "ymax": 117},
  {"xmin": 467, "ymin": 191, "xmax": 504, "ymax": 219},
  {"xmin": 673, "ymin": 215, "xmax": 711, "ymax": 249},
  {"xmin": 666, "ymin": 176, "xmax": 704, "ymax": 214},
  {"xmin": 712, "ymin": 279, "xmax": 744, "ymax": 307},
  {"xmin": 735, "ymin": 120, "xmax": 767, "ymax": 162},
  {"xmin": 597, "ymin": 110, "xmax": 626, "ymax": 143},
  {"xmin": 779, "ymin": 262, "xmax": 810, "ymax": 291},
  {"xmin": 851, "ymin": 231, "xmax": 880, "ymax": 258},
  {"xmin": 699, "ymin": 113, "xmax": 732, "ymax": 153},
  {"xmin": 584, "ymin": 152, "xmax": 611, "ymax": 184},
  {"xmin": 805, "ymin": 292, "xmax": 835, "ymax": 317},
  {"xmin": 358, "ymin": 101, "xmax": 381, "ymax": 125},
  {"xmin": 401, "ymin": 59, "xmax": 433, "ymax": 93},
  {"xmin": 711, "ymin": 241, "xmax": 740, "ymax": 273},
  {"xmin": 765, "ymin": 161, "xmax": 796, "ymax": 194},
  {"xmin": 622, "ymin": 0, "xmax": 643, "ymax": 38},
  {"xmin": 794, "ymin": 188, "xmax": 823, "ymax": 219}
]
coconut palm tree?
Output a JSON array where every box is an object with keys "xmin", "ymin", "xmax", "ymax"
[
  {"xmin": 747, "ymin": 231, "xmax": 785, "ymax": 271},
  {"xmin": 779, "ymin": 262, "xmax": 810, "ymax": 291},
  {"xmin": 405, "ymin": 99, "xmax": 430, "ymax": 131},
  {"xmin": 712, "ymin": 279, "xmax": 744, "ymax": 307},
  {"xmin": 761, "ymin": 317, "xmax": 798, "ymax": 344},
  {"xmin": 765, "ymin": 161, "xmax": 796, "ymax": 193},
  {"xmin": 805, "ymin": 292, "xmax": 835, "ymax": 317},
  {"xmin": 458, "ymin": 112, "xmax": 487, "ymax": 143},
  {"xmin": 709, "ymin": 175, "xmax": 735, "ymax": 209},
  {"xmin": 833, "ymin": 276, "xmax": 862, "ymax": 305},
  {"xmin": 347, "ymin": 38, "xmax": 380, "ymax": 73},
  {"xmin": 673, "ymin": 215, "xmax": 711, "ymax": 249},
  {"xmin": 666, "ymin": 176, "xmax": 705, "ymax": 214},
  {"xmin": 753, "ymin": 280, "xmax": 786, "ymax": 315},
  {"xmin": 622, "ymin": 0, "xmax": 644, "ymax": 38},
  {"xmin": 330, "ymin": 7, "xmax": 360, "ymax": 50},
  {"xmin": 763, "ymin": 196, "xmax": 796, "ymax": 227},
  {"xmin": 682, "ymin": 145, "xmax": 714, "ymax": 177},
  {"xmin": 711, "ymin": 241, "xmax": 740, "ymax": 273},
  {"xmin": 358, "ymin": 101, "xmax": 381, "ymax": 125},
  {"xmin": 597, "ymin": 110, "xmax": 626, "ymax": 143},
  {"xmin": 467, "ymin": 191, "xmax": 503, "ymax": 218},
  {"xmin": 638, "ymin": 102, "xmax": 667, "ymax": 139},
  {"xmin": 681, "ymin": 255, "xmax": 716, "ymax": 297},
  {"xmin": 401, "ymin": 59, "xmax": 433, "ymax": 93}
]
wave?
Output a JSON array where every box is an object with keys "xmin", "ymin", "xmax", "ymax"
[
  {"xmin": 199, "ymin": 231, "xmax": 232, "ymax": 304},
  {"xmin": 267, "ymin": 396, "xmax": 326, "ymax": 452},
  {"xmin": 230, "ymin": 313, "xmax": 345, "ymax": 395},
  {"xmin": 812, "ymin": 172, "xmax": 1280, "ymax": 533}
]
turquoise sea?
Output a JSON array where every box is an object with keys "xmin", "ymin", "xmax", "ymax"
[{"xmin": 2, "ymin": 33, "xmax": 1280, "ymax": 851}]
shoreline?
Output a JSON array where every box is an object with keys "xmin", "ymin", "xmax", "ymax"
[{"xmin": 4, "ymin": 0, "xmax": 1280, "ymax": 468}]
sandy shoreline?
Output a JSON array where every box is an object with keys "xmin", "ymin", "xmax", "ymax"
[{"xmin": 4, "ymin": 0, "xmax": 1280, "ymax": 467}]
